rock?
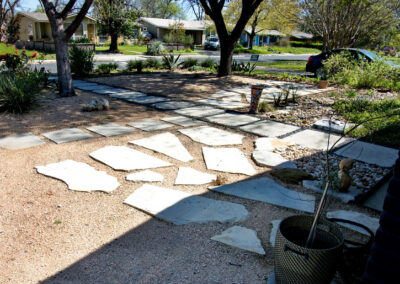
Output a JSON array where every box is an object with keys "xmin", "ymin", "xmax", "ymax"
[
  {"xmin": 82, "ymin": 98, "xmax": 109, "ymax": 111},
  {"xmin": 270, "ymin": 168, "xmax": 314, "ymax": 184}
]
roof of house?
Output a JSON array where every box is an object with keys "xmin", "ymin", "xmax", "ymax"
[
  {"xmin": 244, "ymin": 28, "xmax": 285, "ymax": 37},
  {"xmin": 16, "ymin": 11, "xmax": 96, "ymax": 22},
  {"xmin": 291, "ymin": 31, "xmax": 313, "ymax": 39},
  {"xmin": 140, "ymin": 17, "xmax": 207, "ymax": 31}
]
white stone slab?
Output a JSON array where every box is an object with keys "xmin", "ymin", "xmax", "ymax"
[
  {"xmin": 326, "ymin": 210, "xmax": 379, "ymax": 235},
  {"xmin": 152, "ymin": 100, "xmax": 196, "ymax": 110},
  {"xmin": 0, "ymin": 133, "xmax": 45, "ymax": 150},
  {"xmin": 124, "ymin": 184, "xmax": 249, "ymax": 225},
  {"xmin": 108, "ymin": 92, "xmax": 146, "ymax": 100},
  {"xmin": 252, "ymin": 149, "xmax": 297, "ymax": 168},
  {"xmin": 313, "ymin": 119, "xmax": 350, "ymax": 134},
  {"xmin": 283, "ymin": 129, "xmax": 351, "ymax": 150},
  {"xmin": 211, "ymin": 226, "xmax": 265, "ymax": 255},
  {"xmin": 203, "ymin": 147, "xmax": 256, "ymax": 176},
  {"xmin": 212, "ymin": 90, "xmax": 242, "ymax": 98},
  {"xmin": 196, "ymin": 98, "xmax": 248, "ymax": 109},
  {"xmin": 335, "ymin": 141, "xmax": 398, "ymax": 168},
  {"xmin": 92, "ymin": 88, "xmax": 131, "ymax": 95},
  {"xmin": 161, "ymin": 116, "xmax": 203, "ymax": 127},
  {"xmin": 126, "ymin": 170, "xmax": 164, "ymax": 182},
  {"xmin": 42, "ymin": 128, "xmax": 93, "ymax": 144},
  {"xmin": 175, "ymin": 105, "xmax": 225, "ymax": 118},
  {"xmin": 90, "ymin": 146, "xmax": 171, "ymax": 171},
  {"xmin": 255, "ymin": 137, "xmax": 292, "ymax": 151},
  {"xmin": 126, "ymin": 96, "xmax": 169, "ymax": 104},
  {"xmin": 76, "ymin": 85, "xmax": 112, "ymax": 91},
  {"xmin": 211, "ymin": 177, "xmax": 315, "ymax": 213},
  {"xmin": 127, "ymin": 119, "xmax": 173, "ymax": 132},
  {"xmin": 302, "ymin": 180, "xmax": 362, "ymax": 203},
  {"xmin": 179, "ymin": 126, "xmax": 243, "ymax": 146},
  {"xmin": 228, "ymin": 87, "xmax": 251, "ymax": 95},
  {"xmin": 206, "ymin": 113, "xmax": 260, "ymax": 127},
  {"xmin": 240, "ymin": 121, "xmax": 300, "ymax": 138},
  {"xmin": 86, "ymin": 123, "xmax": 135, "ymax": 137},
  {"xmin": 35, "ymin": 160, "xmax": 119, "ymax": 193},
  {"xmin": 130, "ymin": 132, "xmax": 193, "ymax": 162},
  {"xmin": 175, "ymin": 167, "xmax": 216, "ymax": 185}
]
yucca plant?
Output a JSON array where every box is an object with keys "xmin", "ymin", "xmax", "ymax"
[{"xmin": 162, "ymin": 54, "xmax": 181, "ymax": 71}]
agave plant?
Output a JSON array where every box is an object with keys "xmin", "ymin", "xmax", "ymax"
[{"xmin": 162, "ymin": 54, "xmax": 181, "ymax": 71}]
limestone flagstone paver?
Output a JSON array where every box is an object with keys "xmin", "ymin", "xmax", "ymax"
[
  {"xmin": 211, "ymin": 226, "xmax": 266, "ymax": 255},
  {"xmin": 161, "ymin": 116, "xmax": 203, "ymax": 127},
  {"xmin": 75, "ymin": 84, "xmax": 112, "ymax": 91},
  {"xmin": 240, "ymin": 120, "xmax": 300, "ymax": 138},
  {"xmin": 252, "ymin": 150, "xmax": 297, "ymax": 168},
  {"xmin": 92, "ymin": 88, "xmax": 131, "ymax": 95},
  {"xmin": 326, "ymin": 210, "xmax": 379, "ymax": 235},
  {"xmin": 211, "ymin": 177, "xmax": 316, "ymax": 213},
  {"xmin": 313, "ymin": 119, "xmax": 350, "ymax": 134},
  {"xmin": 126, "ymin": 170, "xmax": 164, "ymax": 182},
  {"xmin": 108, "ymin": 92, "xmax": 146, "ymax": 100},
  {"xmin": 283, "ymin": 129, "xmax": 351, "ymax": 150},
  {"xmin": 363, "ymin": 180, "xmax": 389, "ymax": 212},
  {"xmin": 255, "ymin": 137, "xmax": 292, "ymax": 151},
  {"xmin": 130, "ymin": 132, "xmax": 193, "ymax": 162},
  {"xmin": 35, "ymin": 160, "xmax": 120, "ymax": 193},
  {"xmin": 175, "ymin": 167, "xmax": 216, "ymax": 185},
  {"xmin": 152, "ymin": 100, "xmax": 196, "ymax": 110},
  {"xmin": 73, "ymin": 82, "xmax": 99, "ymax": 88},
  {"xmin": 211, "ymin": 90, "xmax": 243, "ymax": 99},
  {"xmin": 179, "ymin": 125, "xmax": 243, "ymax": 146},
  {"xmin": 175, "ymin": 105, "xmax": 225, "ymax": 118},
  {"xmin": 202, "ymin": 147, "xmax": 256, "ymax": 176},
  {"xmin": 42, "ymin": 128, "xmax": 93, "ymax": 144},
  {"xmin": 124, "ymin": 184, "xmax": 249, "ymax": 225},
  {"xmin": 0, "ymin": 133, "xmax": 45, "ymax": 150},
  {"xmin": 219, "ymin": 95, "xmax": 243, "ymax": 102},
  {"xmin": 302, "ymin": 180, "xmax": 362, "ymax": 203},
  {"xmin": 125, "ymin": 95, "xmax": 170, "ymax": 104},
  {"xmin": 269, "ymin": 219, "xmax": 282, "ymax": 247},
  {"xmin": 90, "ymin": 146, "xmax": 171, "ymax": 171},
  {"xmin": 128, "ymin": 119, "xmax": 173, "ymax": 132},
  {"xmin": 228, "ymin": 87, "xmax": 251, "ymax": 95},
  {"xmin": 335, "ymin": 141, "xmax": 398, "ymax": 168},
  {"xmin": 196, "ymin": 98, "xmax": 248, "ymax": 109},
  {"xmin": 205, "ymin": 113, "xmax": 260, "ymax": 127},
  {"xmin": 86, "ymin": 123, "xmax": 135, "ymax": 137}
]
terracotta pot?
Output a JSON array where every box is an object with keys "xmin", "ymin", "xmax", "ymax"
[{"xmin": 317, "ymin": 81, "xmax": 329, "ymax": 89}]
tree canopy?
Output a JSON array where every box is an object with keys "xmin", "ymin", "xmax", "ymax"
[{"xmin": 135, "ymin": 0, "xmax": 185, "ymax": 19}]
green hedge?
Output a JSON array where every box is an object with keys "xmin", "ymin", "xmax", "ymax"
[{"xmin": 289, "ymin": 41, "xmax": 323, "ymax": 50}]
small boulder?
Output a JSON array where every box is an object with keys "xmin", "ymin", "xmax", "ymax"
[
  {"xmin": 82, "ymin": 98, "xmax": 110, "ymax": 112},
  {"xmin": 270, "ymin": 168, "xmax": 314, "ymax": 184}
]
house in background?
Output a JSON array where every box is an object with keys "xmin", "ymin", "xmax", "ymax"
[
  {"xmin": 289, "ymin": 31, "xmax": 314, "ymax": 42},
  {"xmin": 240, "ymin": 29, "xmax": 285, "ymax": 47},
  {"xmin": 15, "ymin": 12, "xmax": 98, "ymax": 43}
]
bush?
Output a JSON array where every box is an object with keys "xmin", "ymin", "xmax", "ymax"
[
  {"xmin": 126, "ymin": 60, "xmax": 144, "ymax": 73},
  {"xmin": 147, "ymin": 40, "xmax": 165, "ymax": 55},
  {"xmin": 145, "ymin": 58, "xmax": 162, "ymax": 69},
  {"xmin": 289, "ymin": 41, "xmax": 323, "ymax": 50},
  {"xmin": 69, "ymin": 45, "xmax": 94, "ymax": 76},
  {"xmin": 200, "ymin": 58, "xmax": 214, "ymax": 68},
  {"xmin": 188, "ymin": 65, "xmax": 206, "ymax": 71},
  {"xmin": 4, "ymin": 54, "xmax": 25, "ymax": 72},
  {"xmin": 181, "ymin": 58, "xmax": 198, "ymax": 69},
  {"xmin": 69, "ymin": 37, "xmax": 91, "ymax": 43},
  {"xmin": 162, "ymin": 54, "xmax": 181, "ymax": 71},
  {"xmin": 96, "ymin": 63, "xmax": 118, "ymax": 74}
]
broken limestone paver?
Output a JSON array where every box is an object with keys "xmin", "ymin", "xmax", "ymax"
[
  {"xmin": 211, "ymin": 177, "xmax": 315, "ymax": 213},
  {"xmin": 130, "ymin": 132, "xmax": 193, "ymax": 162},
  {"xmin": 175, "ymin": 105, "xmax": 225, "ymax": 118},
  {"xmin": 240, "ymin": 121, "xmax": 300, "ymax": 138},
  {"xmin": 255, "ymin": 137, "xmax": 292, "ymax": 151},
  {"xmin": 90, "ymin": 146, "xmax": 171, "ymax": 171},
  {"xmin": 326, "ymin": 210, "xmax": 379, "ymax": 235},
  {"xmin": 161, "ymin": 116, "xmax": 203, "ymax": 127},
  {"xmin": 269, "ymin": 219, "xmax": 282, "ymax": 247},
  {"xmin": 152, "ymin": 100, "xmax": 196, "ymax": 110},
  {"xmin": 302, "ymin": 180, "xmax": 362, "ymax": 203},
  {"xmin": 335, "ymin": 141, "xmax": 398, "ymax": 168},
  {"xmin": 363, "ymin": 180, "xmax": 389, "ymax": 212},
  {"xmin": 124, "ymin": 184, "xmax": 248, "ymax": 225},
  {"xmin": 35, "ymin": 160, "xmax": 119, "ymax": 193},
  {"xmin": 86, "ymin": 123, "xmax": 135, "ymax": 137},
  {"xmin": 126, "ymin": 170, "xmax": 163, "ymax": 182},
  {"xmin": 0, "ymin": 133, "xmax": 45, "ymax": 150},
  {"xmin": 179, "ymin": 125, "xmax": 243, "ymax": 146},
  {"xmin": 206, "ymin": 113, "xmax": 260, "ymax": 127},
  {"xmin": 175, "ymin": 167, "xmax": 216, "ymax": 185},
  {"xmin": 42, "ymin": 128, "xmax": 93, "ymax": 144},
  {"xmin": 203, "ymin": 147, "xmax": 256, "ymax": 176},
  {"xmin": 312, "ymin": 119, "xmax": 350, "ymax": 134},
  {"xmin": 283, "ymin": 129, "xmax": 351, "ymax": 151},
  {"xmin": 128, "ymin": 119, "xmax": 173, "ymax": 132},
  {"xmin": 211, "ymin": 226, "xmax": 265, "ymax": 255},
  {"xmin": 196, "ymin": 98, "xmax": 248, "ymax": 109},
  {"xmin": 252, "ymin": 150, "xmax": 297, "ymax": 168},
  {"xmin": 126, "ymin": 95, "xmax": 169, "ymax": 104}
]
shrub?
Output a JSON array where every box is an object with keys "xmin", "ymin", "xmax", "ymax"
[
  {"xmin": 289, "ymin": 41, "xmax": 323, "ymax": 50},
  {"xmin": 4, "ymin": 54, "xmax": 25, "ymax": 72},
  {"xmin": 200, "ymin": 58, "xmax": 214, "ymax": 68},
  {"xmin": 69, "ymin": 37, "xmax": 91, "ymax": 43},
  {"xmin": 258, "ymin": 101, "xmax": 275, "ymax": 113},
  {"xmin": 162, "ymin": 54, "xmax": 181, "ymax": 71},
  {"xmin": 181, "ymin": 58, "xmax": 198, "ymax": 69},
  {"xmin": 188, "ymin": 65, "xmax": 206, "ymax": 71},
  {"xmin": 231, "ymin": 60, "xmax": 256, "ymax": 74},
  {"xmin": 183, "ymin": 35, "xmax": 194, "ymax": 45},
  {"xmin": 126, "ymin": 60, "xmax": 144, "ymax": 73},
  {"xmin": 147, "ymin": 40, "xmax": 165, "ymax": 55},
  {"xmin": 69, "ymin": 45, "xmax": 94, "ymax": 76},
  {"xmin": 96, "ymin": 63, "xmax": 118, "ymax": 74},
  {"xmin": 145, "ymin": 58, "xmax": 162, "ymax": 69}
]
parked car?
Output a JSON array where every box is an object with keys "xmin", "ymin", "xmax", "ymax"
[
  {"xmin": 142, "ymin": 32, "xmax": 152, "ymax": 41},
  {"xmin": 204, "ymin": 37, "xmax": 220, "ymax": 50}
]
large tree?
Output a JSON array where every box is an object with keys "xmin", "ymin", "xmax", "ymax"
[
  {"xmin": 0, "ymin": 0, "xmax": 20, "ymax": 42},
  {"xmin": 199, "ymin": 0, "xmax": 263, "ymax": 76},
  {"xmin": 40, "ymin": 0, "xmax": 93, "ymax": 97},
  {"xmin": 136, "ymin": 0, "xmax": 184, "ymax": 19},
  {"xmin": 183, "ymin": 0, "xmax": 204, "ymax": 20}
]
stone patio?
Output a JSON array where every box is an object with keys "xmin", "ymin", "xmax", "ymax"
[
  {"xmin": 179, "ymin": 126, "xmax": 243, "ymax": 146},
  {"xmin": 240, "ymin": 121, "xmax": 300, "ymax": 138},
  {"xmin": 86, "ymin": 123, "xmax": 135, "ymax": 137},
  {"xmin": 205, "ymin": 113, "xmax": 260, "ymax": 127},
  {"xmin": 127, "ymin": 119, "xmax": 173, "ymax": 132}
]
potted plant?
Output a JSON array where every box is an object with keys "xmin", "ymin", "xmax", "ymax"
[{"xmin": 249, "ymin": 84, "xmax": 267, "ymax": 114}]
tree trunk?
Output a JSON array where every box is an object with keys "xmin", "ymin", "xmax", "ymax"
[
  {"xmin": 109, "ymin": 33, "xmax": 118, "ymax": 53},
  {"xmin": 54, "ymin": 34, "xmax": 75, "ymax": 97},
  {"xmin": 249, "ymin": 33, "xmax": 255, "ymax": 50},
  {"xmin": 218, "ymin": 42, "xmax": 235, "ymax": 77}
]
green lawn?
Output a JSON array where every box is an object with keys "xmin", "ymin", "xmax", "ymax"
[
  {"xmin": 254, "ymin": 46, "xmax": 321, "ymax": 54},
  {"xmin": 96, "ymin": 44, "xmax": 199, "ymax": 55},
  {"xmin": 256, "ymin": 61, "xmax": 306, "ymax": 71},
  {"xmin": 0, "ymin": 43, "xmax": 55, "ymax": 59}
]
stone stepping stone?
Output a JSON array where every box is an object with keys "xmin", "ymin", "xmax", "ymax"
[
  {"xmin": 175, "ymin": 167, "xmax": 216, "ymax": 185},
  {"xmin": 152, "ymin": 100, "xmax": 196, "ymax": 110},
  {"xmin": 302, "ymin": 180, "xmax": 362, "ymax": 203},
  {"xmin": 74, "ymin": 82, "xmax": 99, "ymax": 88},
  {"xmin": 312, "ymin": 119, "xmax": 351, "ymax": 134},
  {"xmin": 161, "ymin": 116, "xmax": 203, "ymax": 127},
  {"xmin": 86, "ymin": 123, "xmax": 135, "ymax": 137},
  {"xmin": 124, "ymin": 184, "xmax": 248, "ymax": 225},
  {"xmin": 252, "ymin": 150, "xmax": 296, "ymax": 169},
  {"xmin": 335, "ymin": 141, "xmax": 398, "ymax": 168},
  {"xmin": 175, "ymin": 105, "xmax": 225, "ymax": 118},
  {"xmin": 90, "ymin": 146, "xmax": 171, "ymax": 171},
  {"xmin": 128, "ymin": 119, "xmax": 173, "ymax": 132},
  {"xmin": 211, "ymin": 90, "xmax": 243, "ymax": 98},
  {"xmin": 326, "ymin": 210, "xmax": 379, "ymax": 235},
  {"xmin": 240, "ymin": 121, "xmax": 300, "ymax": 138},
  {"xmin": 42, "ymin": 128, "xmax": 93, "ymax": 144},
  {"xmin": 269, "ymin": 219, "xmax": 282, "ymax": 247},
  {"xmin": 219, "ymin": 96, "xmax": 243, "ymax": 102},
  {"xmin": 283, "ymin": 129, "xmax": 351, "ymax": 151},
  {"xmin": 203, "ymin": 147, "xmax": 256, "ymax": 176},
  {"xmin": 126, "ymin": 95, "xmax": 170, "ymax": 104},
  {"xmin": 75, "ymin": 85, "xmax": 112, "ymax": 91},
  {"xmin": 92, "ymin": 88, "xmax": 131, "ymax": 95},
  {"xmin": 206, "ymin": 113, "xmax": 260, "ymax": 127},
  {"xmin": 179, "ymin": 126, "xmax": 243, "ymax": 146},
  {"xmin": 255, "ymin": 137, "xmax": 292, "ymax": 151},
  {"xmin": 108, "ymin": 92, "xmax": 146, "ymax": 100},
  {"xmin": 35, "ymin": 160, "xmax": 119, "ymax": 193},
  {"xmin": 126, "ymin": 170, "xmax": 163, "ymax": 182},
  {"xmin": 211, "ymin": 226, "xmax": 265, "ymax": 255},
  {"xmin": 228, "ymin": 87, "xmax": 251, "ymax": 95},
  {"xmin": 211, "ymin": 177, "xmax": 315, "ymax": 213},
  {"xmin": 0, "ymin": 133, "xmax": 45, "ymax": 150},
  {"xmin": 196, "ymin": 98, "xmax": 248, "ymax": 109},
  {"xmin": 130, "ymin": 132, "xmax": 193, "ymax": 162},
  {"xmin": 363, "ymin": 180, "xmax": 389, "ymax": 212}
]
